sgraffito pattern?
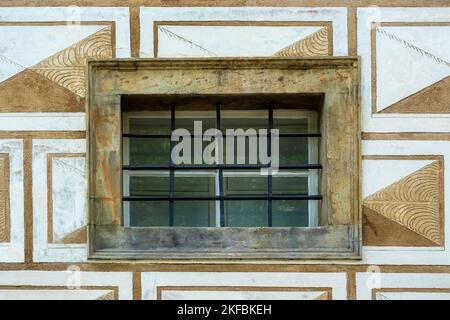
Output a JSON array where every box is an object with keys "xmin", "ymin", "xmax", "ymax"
[
  {"xmin": 364, "ymin": 161, "xmax": 442, "ymax": 245},
  {"xmin": 274, "ymin": 27, "xmax": 329, "ymax": 57},
  {"xmin": 31, "ymin": 27, "xmax": 113, "ymax": 97}
]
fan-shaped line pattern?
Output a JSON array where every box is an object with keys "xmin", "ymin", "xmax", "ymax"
[
  {"xmin": 31, "ymin": 27, "xmax": 113, "ymax": 97},
  {"xmin": 274, "ymin": 27, "xmax": 329, "ymax": 57},
  {"xmin": 364, "ymin": 161, "xmax": 442, "ymax": 245}
]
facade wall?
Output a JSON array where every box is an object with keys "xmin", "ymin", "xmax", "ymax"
[{"xmin": 0, "ymin": 1, "xmax": 449, "ymax": 300}]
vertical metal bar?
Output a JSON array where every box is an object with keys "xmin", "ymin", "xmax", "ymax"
[
  {"xmin": 216, "ymin": 102, "xmax": 225, "ymax": 227},
  {"xmin": 169, "ymin": 102, "xmax": 175, "ymax": 226},
  {"xmin": 267, "ymin": 101, "xmax": 273, "ymax": 227}
]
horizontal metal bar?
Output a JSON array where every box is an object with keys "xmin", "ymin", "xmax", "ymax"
[
  {"xmin": 122, "ymin": 133, "xmax": 321, "ymax": 138},
  {"xmin": 123, "ymin": 164, "xmax": 322, "ymax": 170},
  {"xmin": 123, "ymin": 133, "xmax": 169, "ymax": 138},
  {"xmin": 123, "ymin": 195, "xmax": 323, "ymax": 201}
]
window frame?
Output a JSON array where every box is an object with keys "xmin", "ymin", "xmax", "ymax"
[{"xmin": 87, "ymin": 58, "xmax": 361, "ymax": 260}]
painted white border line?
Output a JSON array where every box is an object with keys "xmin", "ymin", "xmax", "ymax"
[{"xmin": 0, "ymin": 113, "xmax": 85, "ymax": 131}]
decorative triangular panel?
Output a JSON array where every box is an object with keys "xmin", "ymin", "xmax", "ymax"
[
  {"xmin": 363, "ymin": 206, "xmax": 437, "ymax": 246},
  {"xmin": 55, "ymin": 226, "xmax": 86, "ymax": 244},
  {"xmin": 381, "ymin": 76, "xmax": 450, "ymax": 113},
  {"xmin": 274, "ymin": 27, "xmax": 330, "ymax": 57},
  {"xmin": 375, "ymin": 292, "xmax": 391, "ymax": 300},
  {"xmin": 96, "ymin": 291, "xmax": 115, "ymax": 300},
  {"xmin": 314, "ymin": 292, "xmax": 330, "ymax": 300},
  {"xmin": 0, "ymin": 69, "xmax": 83, "ymax": 112},
  {"xmin": 0, "ymin": 24, "xmax": 108, "ymax": 83},
  {"xmin": 364, "ymin": 161, "xmax": 443, "ymax": 245},
  {"xmin": 376, "ymin": 26, "xmax": 450, "ymax": 112},
  {"xmin": 31, "ymin": 27, "xmax": 113, "ymax": 97}
]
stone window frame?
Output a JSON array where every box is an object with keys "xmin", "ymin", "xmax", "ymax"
[{"xmin": 87, "ymin": 58, "xmax": 361, "ymax": 260}]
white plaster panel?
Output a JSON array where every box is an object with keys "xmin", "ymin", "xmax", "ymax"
[
  {"xmin": 0, "ymin": 24, "xmax": 108, "ymax": 82},
  {"xmin": 376, "ymin": 26, "xmax": 450, "ymax": 110},
  {"xmin": 361, "ymin": 140, "xmax": 450, "ymax": 265},
  {"xmin": 161, "ymin": 289, "xmax": 328, "ymax": 300},
  {"xmin": 357, "ymin": 7, "xmax": 450, "ymax": 132},
  {"xmin": 32, "ymin": 139, "xmax": 87, "ymax": 262},
  {"xmin": 0, "ymin": 289, "xmax": 114, "ymax": 300},
  {"xmin": 140, "ymin": 7, "xmax": 348, "ymax": 57},
  {"xmin": 141, "ymin": 272, "xmax": 347, "ymax": 300},
  {"xmin": 356, "ymin": 272, "xmax": 450, "ymax": 300},
  {"xmin": 0, "ymin": 271, "xmax": 133, "ymax": 300},
  {"xmin": 157, "ymin": 25, "xmax": 323, "ymax": 57},
  {"xmin": 0, "ymin": 139, "xmax": 24, "ymax": 262},
  {"xmin": 0, "ymin": 7, "xmax": 130, "ymax": 58},
  {"xmin": 51, "ymin": 156, "xmax": 86, "ymax": 243}
]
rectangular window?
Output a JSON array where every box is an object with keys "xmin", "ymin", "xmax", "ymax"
[
  {"xmin": 122, "ymin": 104, "xmax": 321, "ymax": 228},
  {"xmin": 87, "ymin": 58, "xmax": 361, "ymax": 260}
]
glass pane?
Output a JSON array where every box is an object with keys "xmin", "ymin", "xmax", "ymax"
[
  {"xmin": 128, "ymin": 137, "xmax": 170, "ymax": 165},
  {"xmin": 175, "ymin": 174, "xmax": 215, "ymax": 196},
  {"xmin": 225, "ymin": 200, "xmax": 268, "ymax": 227},
  {"xmin": 279, "ymin": 137, "xmax": 309, "ymax": 165},
  {"xmin": 127, "ymin": 116, "xmax": 170, "ymax": 135},
  {"xmin": 176, "ymin": 111, "xmax": 216, "ymax": 132},
  {"xmin": 174, "ymin": 174, "xmax": 215, "ymax": 226},
  {"xmin": 129, "ymin": 174, "xmax": 169, "ymax": 195},
  {"xmin": 272, "ymin": 200, "xmax": 309, "ymax": 227},
  {"xmin": 128, "ymin": 174, "xmax": 169, "ymax": 227},
  {"xmin": 223, "ymin": 173, "xmax": 267, "ymax": 195},
  {"xmin": 273, "ymin": 116, "xmax": 309, "ymax": 134},
  {"xmin": 129, "ymin": 201, "xmax": 169, "ymax": 226},
  {"xmin": 273, "ymin": 175, "xmax": 308, "ymax": 195},
  {"xmin": 222, "ymin": 110, "xmax": 267, "ymax": 165},
  {"xmin": 174, "ymin": 201, "xmax": 215, "ymax": 227}
]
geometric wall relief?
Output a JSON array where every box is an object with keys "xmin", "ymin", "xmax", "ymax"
[
  {"xmin": 363, "ymin": 156, "xmax": 444, "ymax": 247},
  {"xmin": 154, "ymin": 21, "xmax": 332, "ymax": 58},
  {"xmin": 374, "ymin": 289, "xmax": 450, "ymax": 300},
  {"xmin": 0, "ymin": 154, "xmax": 10, "ymax": 243},
  {"xmin": 356, "ymin": 273, "xmax": 450, "ymax": 300},
  {"xmin": 0, "ymin": 23, "xmax": 114, "ymax": 112},
  {"xmin": 0, "ymin": 288, "xmax": 117, "ymax": 300},
  {"xmin": 0, "ymin": 271, "xmax": 133, "ymax": 300},
  {"xmin": 157, "ymin": 287, "xmax": 331, "ymax": 300},
  {"xmin": 373, "ymin": 23, "xmax": 450, "ymax": 114},
  {"xmin": 47, "ymin": 153, "xmax": 86, "ymax": 245},
  {"xmin": 140, "ymin": 7, "xmax": 348, "ymax": 57},
  {"xmin": 357, "ymin": 7, "xmax": 450, "ymax": 132},
  {"xmin": 362, "ymin": 139, "xmax": 450, "ymax": 265},
  {"xmin": 141, "ymin": 272, "xmax": 347, "ymax": 300},
  {"xmin": 0, "ymin": 139, "xmax": 23, "ymax": 262},
  {"xmin": 32, "ymin": 139, "xmax": 86, "ymax": 262}
]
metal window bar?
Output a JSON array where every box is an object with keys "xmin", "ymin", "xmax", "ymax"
[
  {"xmin": 216, "ymin": 102, "xmax": 226, "ymax": 227},
  {"xmin": 122, "ymin": 101, "xmax": 323, "ymax": 227},
  {"xmin": 169, "ymin": 102, "xmax": 175, "ymax": 226},
  {"xmin": 122, "ymin": 133, "xmax": 321, "ymax": 138},
  {"xmin": 267, "ymin": 101, "xmax": 273, "ymax": 227},
  {"xmin": 123, "ymin": 195, "xmax": 323, "ymax": 201},
  {"xmin": 123, "ymin": 164, "xmax": 322, "ymax": 170}
]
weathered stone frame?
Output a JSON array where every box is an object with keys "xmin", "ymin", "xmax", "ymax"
[{"xmin": 87, "ymin": 58, "xmax": 361, "ymax": 260}]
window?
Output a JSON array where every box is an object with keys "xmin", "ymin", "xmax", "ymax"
[
  {"xmin": 88, "ymin": 58, "xmax": 361, "ymax": 260},
  {"xmin": 122, "ymin": 104, "xmax": 320, "ymax": 228}
]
